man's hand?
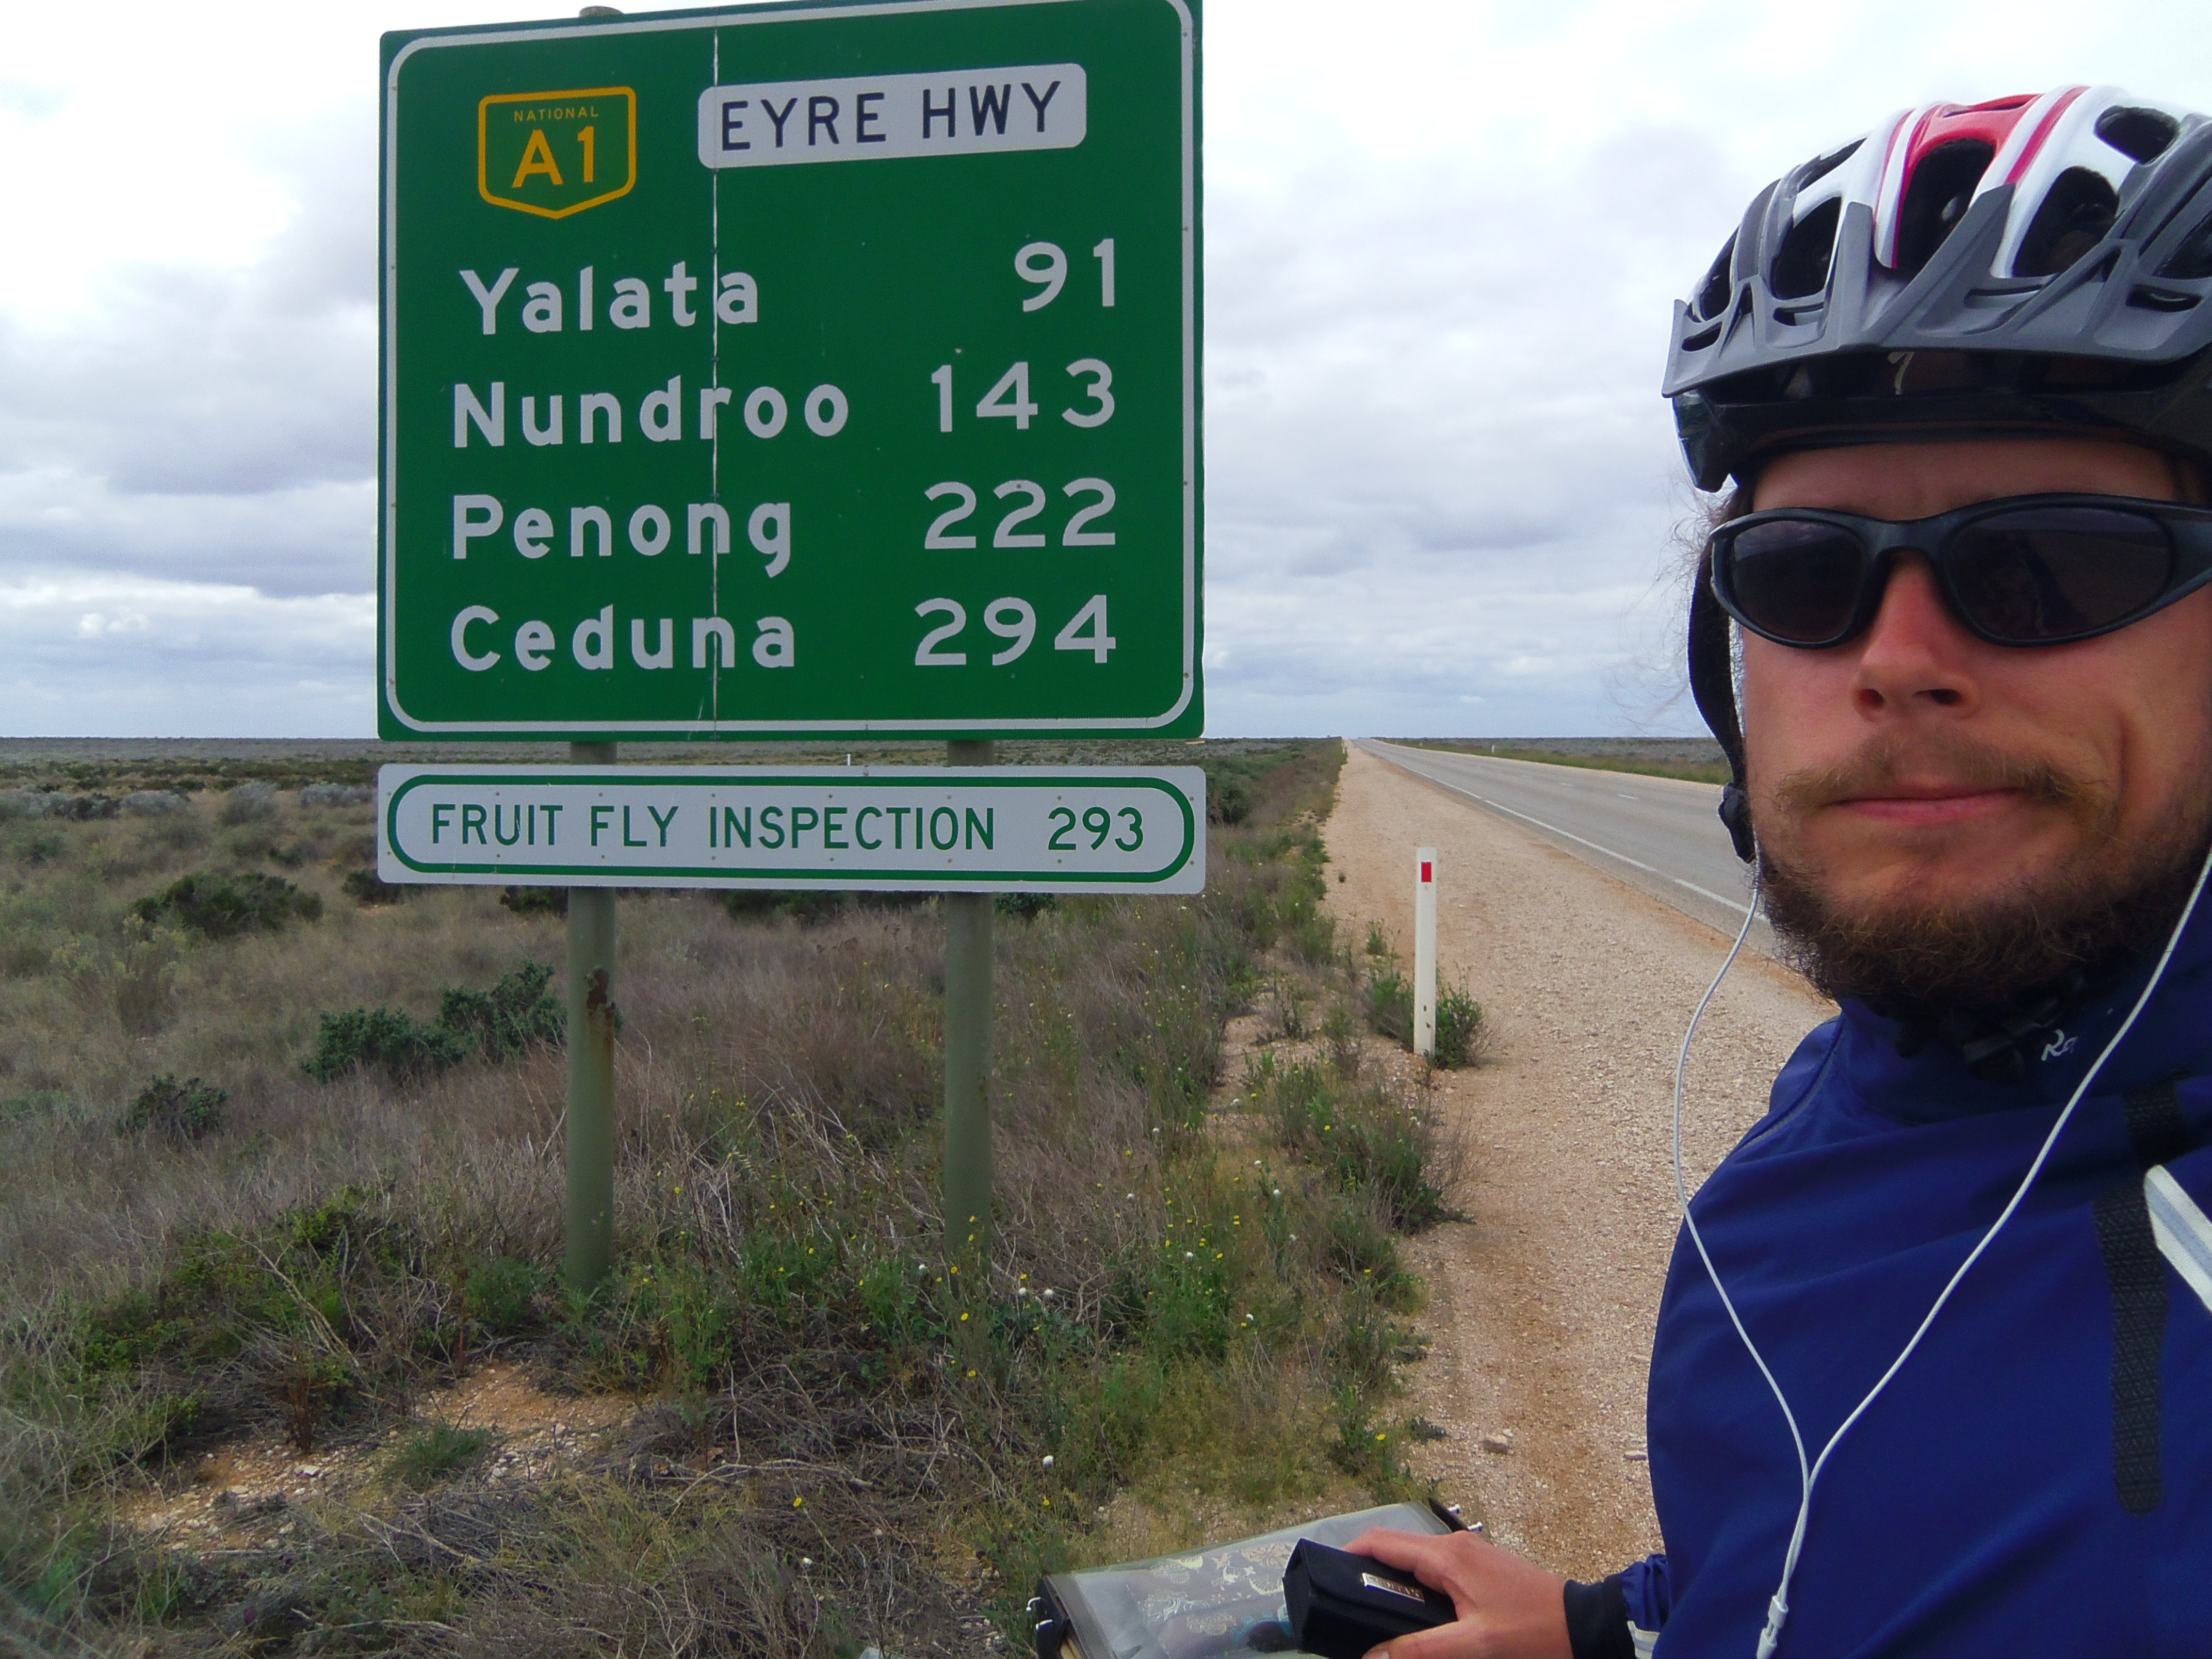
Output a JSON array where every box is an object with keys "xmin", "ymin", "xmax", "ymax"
[{"xmin": 1341, "ymin": 1527, "xmax": 1572, "ymax": 1659}]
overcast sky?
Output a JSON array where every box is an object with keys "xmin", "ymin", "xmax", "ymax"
[{"xmin": 2, "ymin": 0, "xmax": 2208, "ymax": 738}]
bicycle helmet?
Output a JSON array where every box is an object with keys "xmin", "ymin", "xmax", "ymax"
[{"xmin": 1666, "ymin": 86, "xmax": 2212, "ymax": 859}]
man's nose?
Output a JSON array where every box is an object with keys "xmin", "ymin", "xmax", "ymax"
[{"xmin": 1850, "ymin": 553, "xmax": 1982, "ymax": 717}]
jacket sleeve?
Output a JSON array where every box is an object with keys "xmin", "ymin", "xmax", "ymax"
[{"xmin": 1563, "ymin": 1555, "xmax": 1669, "ymax": 1659}]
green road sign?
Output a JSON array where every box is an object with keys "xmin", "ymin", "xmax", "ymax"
[
  {"xmin": 377, "ymin": 765, "xmax": 1206, "ymax": 891},
  {"xmin": 380, "ymin": 0, "xmax": 1200, "ymax": 740}
]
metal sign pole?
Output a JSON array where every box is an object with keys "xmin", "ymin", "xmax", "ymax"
[
  {"xmin": 566, "ymin": 740, "xmax": 619, "ymax": 1290},
  {"xmin": 942, "ymin": 739, "xmax": 995, "ymax": 1258}
]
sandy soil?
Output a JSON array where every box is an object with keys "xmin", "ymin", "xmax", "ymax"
[
  {"xmin": 120, "ymin": 1361, "xmax": 636, "ymax": 1550},
  {"xmin": 1323, "ymin": 743, "xmax": 1833, "ymax": 1580}
]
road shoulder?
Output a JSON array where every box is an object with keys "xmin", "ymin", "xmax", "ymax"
[{"xmin": 1321, "ymin": 742, "xmax": 1830, "ymax": 1576}]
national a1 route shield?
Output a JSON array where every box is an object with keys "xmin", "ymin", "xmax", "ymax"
[{"xmin": 380, "ymin": 0, "xmax": 1200, "ymax": 739}]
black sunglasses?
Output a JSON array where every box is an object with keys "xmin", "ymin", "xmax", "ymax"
[{"xmin": 1707, "ymin": 493, "xmax": 2212, "ymax": 649}]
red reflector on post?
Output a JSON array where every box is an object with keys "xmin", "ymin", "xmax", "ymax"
[{"xmin": 1420, "ymin": 862, "xmax": 1433, "ymax": 883}]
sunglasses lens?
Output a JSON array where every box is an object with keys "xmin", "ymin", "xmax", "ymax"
[
  {"xmin": 1948, "ymin": 507, "xmax": 2174, "ymax": 641},
  {"xmin": 1722, "ymin": 518, "xmax": 1869, "ymax": 643}
]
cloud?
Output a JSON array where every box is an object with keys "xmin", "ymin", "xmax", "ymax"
[
  {"xmin": 3, "ymin": 0, "xmax": 2210, "ymax": 736},
  {"xmin": 0, "ymin": 573, "xmax": 372, "ymax": 737}
]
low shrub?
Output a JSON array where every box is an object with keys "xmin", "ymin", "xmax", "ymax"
[
  {"xmin": 341, "ymin": 867, "xmax": 408, "ymax": 906},
  {"xmin": 299, "ymin": 783, "xmax": 372, "ymax": 808},
  {"xmin": 301, "ymin": 1007, "xmax": 470, "ymax": 1084},
  {"xmin": 216, "ymin": 780, "xmax": 278, "ymax": 826},
  {"xmin": 0, "ymin": 788, "xmax": 52, "ymax": 821},
  {"xmin": 1210, "ymin": 776, "xmax": 1252, "ymax": 825},
  {"xmin": 1261, "ymin": 1058, "xmax": 1455, "ymax": 1233},
  {"xmin": 41, "ymin": 794, "xmax": 119, "ymax": 822},
  {"xmin": 465, "ymin": 1256, "xmax": 547, "ymax": 1335},
  {"xmin": 388, "ymin": 1422, "xmax": 495, "ymax": 1489},
  {"xmin": 132, "ymin": 871, "xmax": 321, "ymax": 939},
  {"xmin": 116, "ymin": 1075, "xmax": 228, "ymax": 1143},
  {"xmin": 8, "ymin": 827, "xmax": 65, "ymax": 866},
  {"xmin": 437, "ymin": 960, "xmax": 565, "ymax": 1062},
  {"xmin": 721, "ymin": 888, "xmax": 928, "ymax": 925},
  {"xmin": 120, "ymin": 790, "xmax": 190, "ymax": 818},
  {"xmin": 304, "ymin": 961, "xmax": 564, "ymax": 1082},
  {"xmin": 138, "ymin": 814, "xmax": 207, "ymax": 854},
  {"xmin": 1434, "ymin": 983, "xmax": 1488, "ymax": 1069},
  {"xmin": 499, "ymin": 885, "xmax": 567, "ymax": 916},
  {"xmin": 1369, "ymin": 965, "xmax": 1411, "ymax": 1042},
  {"xmin": 1366, "ymin": 962, "xmax": 1488, "ymax": 1069}
]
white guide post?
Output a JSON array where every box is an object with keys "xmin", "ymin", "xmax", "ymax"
[{"xmin": 1414, "ymin": 847, "xmax": 1438, "ymax": 1058}]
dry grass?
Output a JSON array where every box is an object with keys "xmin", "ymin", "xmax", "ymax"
[{"xmin": 0, "ymin": 745, "xmax": 1461, "ymax": 1657}]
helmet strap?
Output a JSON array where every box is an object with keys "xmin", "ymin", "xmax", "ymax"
[{"xmin": 1689, "ymin": 549, "xmax": 1758, "ymax": 863}]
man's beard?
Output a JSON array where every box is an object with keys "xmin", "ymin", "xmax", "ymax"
[{"xmin": 1755, "ymin": 733, "xmax": 2212, "ymax": 1013}]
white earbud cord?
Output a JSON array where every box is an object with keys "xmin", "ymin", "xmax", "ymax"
[{"xmin": 1671, "ymin": 841, "xmax": 2212, "ymax": 1659}]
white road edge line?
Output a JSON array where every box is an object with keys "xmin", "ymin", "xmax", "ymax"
[{"xmin": 1366, "ymin": 743, "xmax": 1753, "ymax": 917}]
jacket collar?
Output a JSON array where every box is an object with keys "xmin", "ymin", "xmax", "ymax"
[{"xmin": 1830, "ymin": 888, "xmax": 2212, "ymax": 1123}]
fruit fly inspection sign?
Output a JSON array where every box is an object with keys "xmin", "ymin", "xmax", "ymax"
[
  {"xmin": 380, "ymin": 0, "xmax": 1200, "ymax": 739},
  {"xmin": 377, "ymin": 765, "xmax": 1206, "ymax": 891}
]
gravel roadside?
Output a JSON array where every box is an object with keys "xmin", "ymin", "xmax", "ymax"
[{"xmin": 1323, "ymin": 742, "xmax": 1833, "ymax": 1579}]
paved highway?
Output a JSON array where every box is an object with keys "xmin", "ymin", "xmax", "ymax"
[{"xmin": 1357, "ymin": 739, "xmax": 1777, "ymax": 955}]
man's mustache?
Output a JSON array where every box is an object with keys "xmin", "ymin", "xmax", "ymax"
[{"xmin": 1769, "ymin": 734, "xmax": 2100, "ymax": 819}]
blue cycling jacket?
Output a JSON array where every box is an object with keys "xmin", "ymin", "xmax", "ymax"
[{"xmin": 1582, "ymin": 909, "xmax": 2212, "ymax": 1659}]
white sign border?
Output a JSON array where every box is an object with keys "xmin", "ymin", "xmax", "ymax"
[{"xmin": 376, "ymin": 763, "xmax": 1207, "ymax": 893}]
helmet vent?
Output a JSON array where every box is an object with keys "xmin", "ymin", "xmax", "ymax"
[
  {"xmin": 1691, "ymin": 234, "xmax": 1737, "ymax": 321},
  {"xmin": 1793, "ymin": 137, "xmax": 1864, "ymax": 194},
  {"xmin": 2016, "ymin": 167, "xmax": 2121, "ymax": 277},
  {"xmin": 1772, "ymin": 198, "xmax": 1842, "ymax": 300},
  {"xmin": 1895, "ymin": 140, "xmax": 1995, "ymax": 275},
  {"xmin": 2096, "ymin": 106, "xmax": 2181, "ymax": 165},
  {"xmin": 2159, "ymin": 213, "xmax": 2212, "ymax": 281}
]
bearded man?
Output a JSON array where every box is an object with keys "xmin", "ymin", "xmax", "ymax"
[{"xmin": 1349, "ymin": 87, "xmax": 2212, "ymax": 1657}]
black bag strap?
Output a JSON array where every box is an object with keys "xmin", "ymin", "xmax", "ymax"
[{"xmin": 2093, "ymin": 1079, "xmax": 2191, "ymax": 1515}]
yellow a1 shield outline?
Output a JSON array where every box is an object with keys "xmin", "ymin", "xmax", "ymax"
[{"xmin": 478, "ymin": 87, "xmax": 636, "ymax": 218}]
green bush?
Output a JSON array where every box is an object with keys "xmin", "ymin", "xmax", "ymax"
[
  {"xmin": 1263, "ymin": 1059, "xmax": 1451, "ymax": 1233},
  {"xmin": 9, "ymin": 827, "xmax": 65, "ymax": 865},
  {"xmin": 341, "ymin": 867, "xmax": 408, "ymax": 906},
  {"xmin": 1210, "ymin": 776, "xmax": 1252, "ymax": 825},
  {"xmin": 1434, "ymin": 983, "xmax": 1488, "ymax": 1069},
  {"xmin": 116, "ymin": 1075, "xmax": 227, "ymax": 1142},
  {"xmin": 499, "ymin": 884, "xmax": 567, "ymax": 916},
  {"xmin": 216, "ymin": 780, "xmax": 278, "ymax": 826},
  {"xmin": 132, "ymin": 870, "xmax": 321, "ymax": 939},
  {"xmin": 721, "ymin": 888, "xmax": 929, "ymax": 925},
  {"xmin": 464, "ymin": 1256, "xmax": 546, "ymax": 1335},
  {"xmin": 1367, "ymin": 963, "xmax": 1488, "ymax": 1070},
  {"xmin": 304, "ymin": 961, "xmax": 563, "ymax": 1082},
  {"xmin": 437, "ymin": 960, "xmax": 564, "ymax": 1062},
  {"xmin": 302, "ymin": 1006, "xmax": 470, "ymax": 1084},
  {"xmin": 1368, "ymin": 965, "xmax": 1412, "ymax": 1042},
  {"xmin": 388, "ymin": 1422, "xmax": 494, "ymax": 1489}
]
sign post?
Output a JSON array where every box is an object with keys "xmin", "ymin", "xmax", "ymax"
[
  {"xmin": 564, "ymin": 741, "xmax": 619, "ymax": 1291},
  {"xmin": 942, "ymin": 740, "xmax": 995, "ymax": 1259},
  {"xmin": 1414, "ymin": 848, "xmax": 1437, "ymax": 1060},
  {"xmin": 381, "ymin": 0, "xmax": 1201, "ymax": 1289}
]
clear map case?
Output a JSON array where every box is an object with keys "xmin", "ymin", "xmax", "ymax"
[{"xmin": 1030, "ymin": 1502, "xmax": 1451, "ymax": 1659}]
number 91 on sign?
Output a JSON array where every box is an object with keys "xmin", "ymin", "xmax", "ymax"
[{"xmin": 376, "ymin": 767, "xmax": 1206, "ymax": 894}]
